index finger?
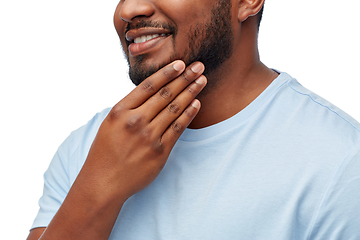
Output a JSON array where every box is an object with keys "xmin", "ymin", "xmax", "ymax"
[{"xmin": 118, "ymin": 60, "xmax": 186, "ymax": 110}]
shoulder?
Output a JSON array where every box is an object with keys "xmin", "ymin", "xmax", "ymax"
[
  {"xmin": 66, "ymin": 108, "xmax": 111, "ymax": 147},
  {"xmin": 56, "ymin": 108, "xmax": 111, "ymax": 181},
  {"xmin": 31, "ymin": 108, "xmax": 111, "ymax": 230},
  {"xmin": 276, "ymin": 73, "xmax": 360, "ymax": 146},
  {"xmin": 263, "ymin": 72, "xmax": 360, "ymax": 175},
  {"xmin": 269, "ymin": 73, "xmax": 360, "ymax": 239},
  {"xmin": 306, "ymin": 142, "xmax": 360, "ymax": 239}
]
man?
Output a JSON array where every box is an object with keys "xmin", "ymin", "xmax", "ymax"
[{"xmin": 28, "ymin": 0, "xmax": 360, "ymax": 239}]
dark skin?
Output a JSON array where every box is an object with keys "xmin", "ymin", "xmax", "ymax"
[
  {"xmin": 27, "ymin": 60, "xmax": 206, "ymax": 240},
  {"xmin": 27, "ymin": 0, "xmax": 277, "ymax": 239}
]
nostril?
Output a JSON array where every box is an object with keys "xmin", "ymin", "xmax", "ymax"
[{"xmin": 119, "ymin": 2, "xmax": 155, "ymax": 23}]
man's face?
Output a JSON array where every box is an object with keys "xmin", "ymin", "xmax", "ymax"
[{"xmin": 114, "ymin": 0, "xmax": 234, "ymax": 86}]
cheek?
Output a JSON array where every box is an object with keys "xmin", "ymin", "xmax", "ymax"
[
  {"xmin": 171, "ymin": 9, "xmax": 210, "ymax": 50},
  {"xmin": 173, "ymin": 15, "xmax": 209, "ymax": 52},
  {"xmin": 172, "ymin": 29, "xmax": 189, "ymax": 54},
  {"xmin": 158, "ymin": 0, "xmax": 210, "ymax": 28}
]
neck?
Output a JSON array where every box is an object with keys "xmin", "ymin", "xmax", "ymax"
[
  {"xmin": 187, "ymin": 17, "xmax": 279, "ymax": 129},
  {"xmin": 188, "ymin": 41, "xmax": 278, "ymax": 129}
]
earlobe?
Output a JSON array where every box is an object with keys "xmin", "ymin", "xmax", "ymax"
[{"xmin": 237, "ymin": 0, "xmax": 264, "ymax": 22}]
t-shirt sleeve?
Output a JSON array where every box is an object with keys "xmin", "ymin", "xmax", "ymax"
[
  {"xmin": 307, "ymin": 144, "xmax": 360, "ymax": 240},
  {"xmin": 30, "ymin": 135, "xmax": 73, "ymax": 229},
  {"xmin": 30, "ymin": 108, "xmax": 110, "ymax": 230}
]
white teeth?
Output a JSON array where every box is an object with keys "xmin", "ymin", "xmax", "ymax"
[{"xmin": 134, "ymin": 33, "xmax": 164, "ymax": 44}]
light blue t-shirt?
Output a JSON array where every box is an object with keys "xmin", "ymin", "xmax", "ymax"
[{"xmin": 32, "ymin": 73, "xmax": 360, "ymax": 239}]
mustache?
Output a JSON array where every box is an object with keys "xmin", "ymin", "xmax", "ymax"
[{"xmin": 125, "ymin": 20, "xmax": 177, "ymax": 35}]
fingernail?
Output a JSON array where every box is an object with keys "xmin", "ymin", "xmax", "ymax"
[
  {"xmin": 173, "ymin": 61, "xmax": 185, "ymax": 71},
  {"xmin": 195, "ymin": 75, "xmax": 206, "ymax": 85},
  {"xmin": 191, "ymin": 62, "xmax": 204, "ymax": 73},
  {"xmin": 191, "ymin": 100, "xmax": 201, "ymax": 109}
]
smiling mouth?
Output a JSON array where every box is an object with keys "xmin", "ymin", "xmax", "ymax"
[
  {"xmin": 125, "ymin": 29, "xmax": 172, "ymax": 56},
  {"xmin": 133, "ymin": 33, "xmax": 170, "ymax": 44}
]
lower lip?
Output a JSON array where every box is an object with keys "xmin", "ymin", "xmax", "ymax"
[{"xmin": 128, "ymin": 35, "xmax": 169, "ymax": 56}]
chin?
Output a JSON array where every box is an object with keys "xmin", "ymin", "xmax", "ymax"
[{"xmin": 128, "ymin": 54, "xmax": 180, "ymax": 86}]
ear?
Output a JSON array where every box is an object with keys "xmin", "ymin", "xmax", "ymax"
[{"xmin": 237, "ymin": 0, "xmax": 265, "ymax": 22}]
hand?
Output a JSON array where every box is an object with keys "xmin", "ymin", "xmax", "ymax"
[
  {"xmin": 83, "ymin": 60, "xmax": 207, "ymax": 201},
  {"xmin": 33, "ymin": 60, "xmax": 207, "ymax": 240}
]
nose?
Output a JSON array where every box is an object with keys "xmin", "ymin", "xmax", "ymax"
[{"xmin": 119, "ymin": 0, "xmax": 155, "ymax": 23}]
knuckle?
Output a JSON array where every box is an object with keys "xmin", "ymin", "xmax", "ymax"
[
  {"xmin": 139, "ymin": 127, "xmax": 153, "ymax": 142},
  {"xmin": 152, "ymin": 139, "xmax": 164, "ymax": 154},
  {"xmin": 188, "ymin": 80, "xmax": 203, "ymax": 94},
  {"xmin": 187, "ymin": 85, "xmax": 196, "ymax": 94},
  {"xmin": 163, "ymin": 66, "xmax": 172, "ymax": 76},
  {"xmin": 181, "ymin": 70, "xmax": 192, "ymax": 82},
  {"xmin": 125, "ymin": 114, "xmax": 144, "ymax": 132},
  {"xmin": 168, "ymin": 103, "xmax": 180, "ymax": 114},
  {"xmin": 171, "ymin": 121, "xmax": 183, "ymax": 134},
  {"xmin": 109, "ymin": 104, "xmax": 125, "ymax": 120},
  {"xmin": 141, "ymin": 80, "xmax": 156, "ymax": 94},
  {"xmin": 159, "ymin": 87, "xmax": 172, "ymax": 99},
  {"xmin": 184, "ymin": 107, "xmax": 196, "ymax": 118}
]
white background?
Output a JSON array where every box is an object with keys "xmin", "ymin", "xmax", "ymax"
[{"xmin": 1, "ymin": 0, "xmax": 359, "ymax": 238}]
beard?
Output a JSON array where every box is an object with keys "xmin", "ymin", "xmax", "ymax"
[{"xmin": 125, "ymin": 0, "xmax": 233, "ymax": 89}]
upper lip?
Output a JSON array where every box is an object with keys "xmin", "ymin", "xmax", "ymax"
[{"xmin": 125, "ymin": 28, "xmax": 172, "ymax": 43}]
